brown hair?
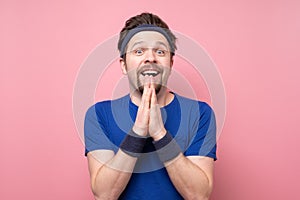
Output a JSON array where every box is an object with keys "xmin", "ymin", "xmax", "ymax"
[{"xmin": 118, "ymin": 12, "xmax": 177, "ymax": 56}]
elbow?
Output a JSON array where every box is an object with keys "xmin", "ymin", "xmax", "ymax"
[
  {"xmin": 197, "ymin": 174, "xmax": 214, "ymax": 200},
  {"xmin": 93, "ymin": 192, "xmax": 119, "ymax": 200},
  {"xmin": 93, "ymin": 195, "xmax": 101, "ymax": 200},
  {"xmin": 199, "ymin": 195, "xmax": 210, "ymax": 200},
  {"xmin": 91, "ymin": 182, "xmax": 100, "ymax": 199},
  {"xmin": 198, "ymin": 182, "xmax": 213, "ymax": 200},
  {"xmin": 91, "ymin": 184, "xmax": 120, "ymax": 200},
  {"xmin": 184, "ymin": 193, "xmax": 210, "ymax": 200},
  {"xmin": 184, "ymin": 194, "xmax": 210, "ymax": 200},
  {"xmin": 91, "ymin": 188, "xmax": 118, "ymax": 200},
  {"xmin": 201, "ymin": 185, "xmax": 214, "ymax": 200},
  {"xmin": 93, "ymin": 195, "xmax": 114, "ymax": 200},
  {"xmin": 91, "ymin": 188, "xmax": 102, "ymax": 200},
  {"xmin": 184, "ymin": 184, "xmax": 213, "ymax": 200}
]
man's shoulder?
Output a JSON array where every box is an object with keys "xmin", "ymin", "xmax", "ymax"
[
  {"xmin": 93, "ymin": 95, "xmax": 129, "ymax": 107},
  {"xmin": 86, "ymin": 95, "xmax": 130, "ymax": 114},
  {"xmin": 174, "ymin": 93, "xmax": 213, "ymax": 111}
]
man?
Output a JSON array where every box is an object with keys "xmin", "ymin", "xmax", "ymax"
[{"xmin": 84, "ymin": 12, "xmax": 217, "ymax": 200}]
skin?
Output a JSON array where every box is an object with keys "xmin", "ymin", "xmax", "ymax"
[{"xmin": 87, "ymin": 31, "xmax": 214, "ymax": 200}]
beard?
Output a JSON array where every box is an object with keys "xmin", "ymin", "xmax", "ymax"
[
  {"xmin": 136, "ymin": 63, "xmax": 164, "ymax": 95},
  {"xmin": 138, "ymin": 83, "xmax": 162, "ymax": 95},
  {"xmin": 127, "ymin": 63, "xmax": 170, "ymax": 95}
]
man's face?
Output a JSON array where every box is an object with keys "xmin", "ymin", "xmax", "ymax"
[{"xmin": 120, "ymin": 31, "xmax": 173, "ymax": 95}]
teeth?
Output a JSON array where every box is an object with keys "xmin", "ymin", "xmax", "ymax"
[{"xmin": 141, "ymin": 70, "xmax": 159, "ymax": 77}]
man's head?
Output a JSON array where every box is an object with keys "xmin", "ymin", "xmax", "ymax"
[
  {"xmin": 118, "ymin": 13, "xmax": 177, "ymax": 95},
  {"xmin": 118, "ymin": 13, "xmax": 177, "ymax": 59}
]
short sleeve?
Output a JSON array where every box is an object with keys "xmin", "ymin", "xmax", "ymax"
[
  {"xmin": 184, "ymin": 102, "xmax": 217, "ymax": 160},
  {"xmin": 84, "ymin": 103, "xmax": 115, "ymax": 156}
]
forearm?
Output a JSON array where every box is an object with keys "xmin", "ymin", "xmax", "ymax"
[
  {"xmin": 91, "ymin": 126, "xmax": 147, "ymax": 199},
  {"xmin": 92, "ymin": 150, "xmax": 137, "ymax": 200},
  {"xmin": 165, "ymin": 154, "xmax": 212, "ymax": 200}
]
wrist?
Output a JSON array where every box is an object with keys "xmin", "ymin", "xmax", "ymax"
[
  {"xmin": 120, "ymin": 129, "xmax": 147, "ymax": 157},
  {"xmin": 151, "ymin": 128, "xmax": 167, "ymax": 141},
  {"xmin": 152, "ymin": 131, "xmax": 182, "ymax": 163},
  {"xmin": 132, "ymin": 125, "xmax": 148, "ymax": 137}
]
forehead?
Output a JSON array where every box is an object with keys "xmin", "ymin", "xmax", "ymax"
[{"xmin": 127, "ymin": 31, "xmax": 169, "ymax": 48}]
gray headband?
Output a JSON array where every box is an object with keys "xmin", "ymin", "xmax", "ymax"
[{"xmin": 120, "ymin": 24, "xmax": 176, "ymax": 58}]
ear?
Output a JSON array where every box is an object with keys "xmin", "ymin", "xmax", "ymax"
[
  {"xmin": 169, "ymin": 57, "xmax": 174, "ymax": 74},
  {"xmin": 120, "ymin": 58, "xmax": 127, "ymax": 75},
  {"xmin": 170, "ymin": 57, "xmax": 174, "ymax": 68}
]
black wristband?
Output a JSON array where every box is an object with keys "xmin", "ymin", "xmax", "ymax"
[
  {"xmin": 120, "ymin": 129, "xmax": 147, "ymax": 157},
  {"xmin": 152, "ymin": 131, "xmax": 182, "ymax": 163}
]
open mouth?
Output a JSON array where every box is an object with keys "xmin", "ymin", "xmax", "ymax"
[{"xmin": 140, "ymin": 70, "xmax": 160, "ymax": 77}]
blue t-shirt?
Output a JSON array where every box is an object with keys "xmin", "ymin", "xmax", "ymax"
[{"xmin": 84, "ymin": 93, "xmax": 217, "ymax": 200}]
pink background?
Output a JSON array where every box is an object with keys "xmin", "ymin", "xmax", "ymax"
[{"xmin": 1, "ymin": 0, "xmax": 300, "ymax": 199}]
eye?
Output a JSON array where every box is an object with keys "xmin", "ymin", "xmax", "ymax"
[
  {"xmin": 133, "ymin": 48, "xmax": 144, "ymax": 56},
  {"xmin": 155, "ymin": 49, "xmax": 166, "ymax": 56}
]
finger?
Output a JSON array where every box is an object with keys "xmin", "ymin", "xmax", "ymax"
[
  {"xmin": 144, "ymin": 83, "xmax": 152, "ymax": 109},
  {"xmin": 150, "ymin": 84, "xmax": 157, "ymax": 106},
  {"xmin": 141, "ymin": 83, "xmax": 149, "ymax": 103},
  {"xmin": 143, "ymin": 84, "xmax": 152, "ymax": 121},
  {"xmin": 135, "ymin": 84, "xmax": 151, "ymax": 131}
]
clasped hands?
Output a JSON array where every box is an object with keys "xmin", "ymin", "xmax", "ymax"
[{"xmin": 133, "ymin": 82, "xmax": 167, "ymax": 141}]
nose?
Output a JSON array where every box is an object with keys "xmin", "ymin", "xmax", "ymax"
[{"xmin": 144, "ymin": 48, "xmax": 157, "ymax": 63}]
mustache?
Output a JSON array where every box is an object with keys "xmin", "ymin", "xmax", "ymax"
[{"xmin": 136, "ymin": 64, "xmax": 162, "ymax": 75}]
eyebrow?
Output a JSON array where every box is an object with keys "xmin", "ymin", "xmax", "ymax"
[
  {"xmin": 155, "ymin": 41, "xmax": 169, "ymax": 49},
  {"xmin": 129, "ymin": 41, "xmax": 145, "ymax": 51}
]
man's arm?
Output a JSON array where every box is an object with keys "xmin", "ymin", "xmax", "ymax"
[
  {"xmin": 149, "ymin": 86, "xmax": 215, "ymax": 200},
  {"xmin": 86, "ymin": 85, "xmax": 152, "ymax": 200},
  {"xmin": 164, "ymin": 155, "xmax": 214, "ymax": 200},
  {"xmin": 87, "ymin": 150, "xmax": 137, "ymax": 200}
]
